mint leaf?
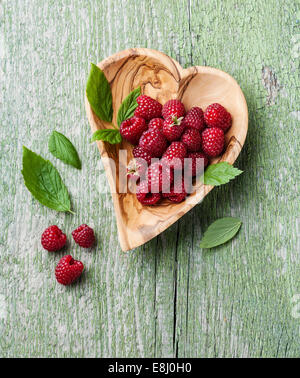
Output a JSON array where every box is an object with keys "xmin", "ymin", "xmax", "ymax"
[
  {"xmin": 91, "ymin": 129, "xmax": 122, "ymax": 144},
  {"xmin": 86, "ymin": 63, "xmax": 113, "ymax": 122},
  {"xmin": 49, "ymin": 131, "xmax": 81, "ymax": 169},
  {"xmin": 117, "ymin": 87, "xmax": 141, "ymax": 127},
  {"xmin": 200, "ymin": 217, "xmax": 242, "ymax": 248},
  {"xmin": 203, "ymin": 162, "xmax": 243, "ymax": 186},
  {"xmin": 21, "ymin": 146, "xmax": 73, "ymax": 213}
]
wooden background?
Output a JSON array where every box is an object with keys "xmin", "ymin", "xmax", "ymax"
[{"xmin": 1, "ymin": 0, "xmax": 299, "ymax": 357}]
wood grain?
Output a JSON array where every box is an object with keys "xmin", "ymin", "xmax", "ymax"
[
  {"xmin": 85, "ymin": 48, "xmax": 248, "ymax": 251},
  {"xmin": 1, "ymin": 0, "xmax": 299, "ymax": 358}
]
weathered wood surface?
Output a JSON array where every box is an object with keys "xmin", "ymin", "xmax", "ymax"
[
  {"xmin": 0, "ymin": 0, "xmax": 299, "ymax": 357},
  {"xmin": 86, "ymin": 48, "xmax": 248, "ymax": 251}
]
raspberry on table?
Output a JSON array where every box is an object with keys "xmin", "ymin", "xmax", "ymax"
[
  {"xmin": 180, "ymin": 128, "xmax": 202, "ymax": 152},
  {"xmin": 162, "ymin": 99, "xmax": 185, "ymax": 119},
  {"xmin": 134, "ymin": 95, "xmax": 162, "ymax": 120},
  {"xmin": 72, "ymin": 224, "xmax": 95, "ymax": 248},
  {"xmin": 202, "ymin": 127, "xmax": 225, "ymax": 157},
  {"xmin": 136, "ymin": 180, "xmax": 162, "ymax": 205},
  {"xmin": 148, "ymin": 118, "xmax": 164, "ymax": 132},
  {"xmin": 41, "ymin": 225, "xmax": 67, "ymax": 251},
  {"xmin": 162, "ymin": 115, "xmax": 185, "ymax": 142},
  {"xmin": 139, "ymin": 129, "xmax": 168, "ymax": 158},
  {"xmin": 204, "ymin": 103, "xmax": 232, "ymax": 131},
  {"xmin": 55, "ymin": 255, "xmax": 84, "ymax": 286},
  {"xmin": 120, "ymin": 116, "xmax": 147, "ymax": 145},
  {"xmin": 182, "ymin": 107, "xmax": 205, "ymax": 131},
  {"xmin": 162, "ymin": 141, "xmax": 187, "ymax": 170}
]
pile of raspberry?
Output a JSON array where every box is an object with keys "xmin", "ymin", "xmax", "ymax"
[
  {"xmin": 41, "ymin": 224, "xmax": 95, "ymax": 286},
  {"xmin": 120, "ymin": 95, "xmax": 232, "ymax": 205}
]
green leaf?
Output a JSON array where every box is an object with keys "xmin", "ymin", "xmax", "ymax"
[
  {"xmin": 203, "ymin": 162, "xmax": 243, "ymax": 186},
  {"xmin": 117, "ymin": 87, "xmax": 141, "ymax": 127},
  {"xmin": 21, "ymin": 146, "xmax": 73, "ymax": 213},
  {"xmin": 90, "ymin": 129, "xmax": 122, "ymax": 144},
  {"xmin": 86, "ymin": 63, "xmax": 113, "ymax": 122},
  {"xmin": 200, "ymin": 217, "xmax": 242, "ymax": 248},
  {"xmin": 49, "ymin": 131, "xmax": 81, "ymax": 169}
]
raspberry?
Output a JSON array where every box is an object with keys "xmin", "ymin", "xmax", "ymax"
[
  {"xmin": 132, "ymin": 146, "xmax": 153, "ymax": 166},
  {"xmin": 55, "ymin": 255, "xmax": 84, "ymax": 286},
  {"xmin": 180, "ymin": 128, "xmax": 202, "ymax": 152},
  {"xmin": 162, "ymin": 99, "xmax": 185, "ymax": 119},
  {"xmin": 163, "ymin": 116, "xmax": 185, "ymax": 141},
  {"xmin": 202, "ymin": 127, "xmax": 224, "ymax": 157},
  {"xmin": 146, "ymin": 161, "xmax": 174, "ymax": 193},
  {"xmin": 162, "ymin": 176, "xmax": 188, "ymax": 203},
  {"xmin": 120, "ymin": 116, "xmax": 147, "ymax": 145},
  {"xmin": 162, "ymin": 141, "xmax": 187, "ymax": 170},
  {"xmin": 127, "ymin": 158, "xmax": 148, "ymax": 181},
  {"xmin": 139, "ymin": 129, "xmax": 168, "ymax": 158},
  {"xmin": 136, "ymin": 180, "xmax": 162, "ymax": 205},
  {"xmin": 72, "ymin": 224, "xmax": 95, "ymax": 248},
  {"xmin": 204, "ymin": 103, "xmax": 232, "ymax": 131},
  {"xmin": 148, "ymin": 118, "xmax": 164, "ymax": 132},
  {"xmin": 185, "ymin": 152, "xmax": 209, "ymax": 177},
  {"xmin": 129, "ymin": 147, "xmax": 153, "ymax": 181},
  {"xmin": 182, "ymin": 107, "xmax": 205, "ymax": 131},
  {"xmin": 41, "ymin": 225, "xmax": 66, "ymax": 251},
  {"xmin": 134, "ymin": 95, "xmax": 162, "ymax": 120}
]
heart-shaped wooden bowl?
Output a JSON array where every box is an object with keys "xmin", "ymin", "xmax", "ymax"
[{"xmin": 85, "ymin": 48, "xmax": 248, "ymax": 251}]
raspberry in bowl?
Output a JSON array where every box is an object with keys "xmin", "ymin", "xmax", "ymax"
[{"xmin": 85, "ymin": 49, "xmax": 248, "ymax": 251}]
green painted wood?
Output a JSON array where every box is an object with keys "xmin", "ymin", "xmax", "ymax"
[{"xmin": 0, "ymin": 0, "xmax": 299, "ymax": 357}]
